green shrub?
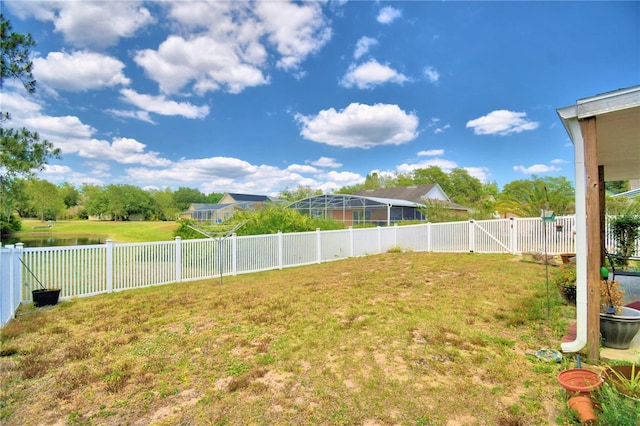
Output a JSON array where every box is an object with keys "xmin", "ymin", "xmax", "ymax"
[{"xmin": 227, "ymin": 204, "xmax": 345, "ymax": 236}]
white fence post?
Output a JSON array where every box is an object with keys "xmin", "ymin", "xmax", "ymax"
[
  {"xmin": 394, "ymin": 223, "xmax": 398, "ymax": 247},
  {"xmin": 349, "ymin": 227, "xmax": 354, "ymax": 257},
  {"xmin": 377, "ymin": 226, "xmax": 382, "ymax": 253},
  {"xmin": 427, "ymin": 223, "xmax": 432, "ymax": 252},
  {"xmin": 469, "ymin": 220, "xmax": 475, "ymax": 253},
  {"xmin": 232, "ymin": 233, "xmax": 237, "ymax": 275},
  {"xmin": 14, "ymin": 244, "xmax": 23, "ymax": 313},
  {"xmin": 510, "ymin": 218, "xmax": 517, "ymax": 254},
  {"xmin": 278, "ymin": 231, "xmax": 283, "ymax": 270},
  {"xmin": 106, "ymin": 240, "xmax": 113, "ymax": 293},
  {"xmin": 14, "ymin": 244, "xmax": 23, "ymax": 305},
  {"xmin": 316, "ymin": 228, "xmax": 322, "ymax": 264},
  {"xmin": 175, "ymin": 236, "xmax": 182, "ymax": 282}
]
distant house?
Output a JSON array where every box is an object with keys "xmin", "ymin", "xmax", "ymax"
[
  {"xmin": 287, "ymin": 193, "xmax": 426, "ymax": 226},
  {"xmin": 218, "ymin": 193, "xmax": 280, "ymax": 204},
  {"xmin": 354, "ymin": 184, "xmax": 470, "ymax": 216},
  {"xmin": 180, "ymin": 203, "xmax": 242, "ymax": 224},
  {"xmin": 287, "ymin": 184, "xmax": 470, "ymax": 227},
  {"xmin": 181, "ymin": 193, "xmax": 282, "ymax": 224},
  {"xmin": 88, "ymin": 213, "xmax": 145, "ymax": 221}
]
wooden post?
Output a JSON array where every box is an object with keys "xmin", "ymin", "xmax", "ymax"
[
  {"xmin": 581, "ymin": 117, "xmax": 600, "ymax": 361},
  {"xmin": 599, "ymin": 166, "xmax": 606, "ymax": 267}
]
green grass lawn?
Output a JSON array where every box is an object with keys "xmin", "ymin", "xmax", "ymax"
[
  {"xmin": 16, "ymin": 219, "xmax": 179, "ymax": 243},
  {"xmin": 1, "ymin": 252, "xmax": 590, "ymax": 425}
]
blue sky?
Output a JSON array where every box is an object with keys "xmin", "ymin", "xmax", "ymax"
[{"xmin": 3, "ymin": 1, "xmax": 639, "ymax": 196}]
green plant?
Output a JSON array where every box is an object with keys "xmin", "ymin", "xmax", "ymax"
[
  {"xmin": 552, "ymin": 264, "xmax": 576, "ymax": 287},
  {"xmin": 552, "ymin": 264, "xmax": 577, "ymax": 305},
  {"xmin": 604, "ymin": 364, "xmax": 640, "ymax": 399},
  {"xmin": 104, "ymin": 368, "xmax": 129, "ymax": 393},
  {"xmin": 609, "ymin": 213, "xmax": 640, "ymax": 264},
  {"xmin": 386, "ymin": 245, "xmax": 403, "ymax": 253},
  {"xmin": 593, "ymin": 382, "xmax": 640, "ymax": 426}
]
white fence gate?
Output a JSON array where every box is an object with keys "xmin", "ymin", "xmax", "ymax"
[{"xmin": 1, "ymin": 215, "xmax": 635, "ymax": 327}]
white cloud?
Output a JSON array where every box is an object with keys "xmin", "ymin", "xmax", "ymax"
[
  {"xmin": 340, "ymin": 60, "xmax": 408, "ymax": 89},
  {"xmin": 3, "ymin": 91, "xmax": 171, "ymax": 168},
  {"xmin": 13, "ymin": 1, "xmax": 332, "ymax": 98},
  {"xmin": 312, "ymin": 170, "xmax": 364, "ymax": 192},
  {"xmin": 7, "ymin": 1, "xmax": 154, "ymax": 49},
  {"xmin": 418, "ymin": 149, "xmax": 445, "ymax": 157},
  {"xmin": 424, "ymin": 66, "xmax": 440, "ymax": 83},
  {"xmin": 377, "ymin": 6, "xmax": 402, "ymax": 24},
  {"xmin": 466, "ymin": 110, "xmax": 539, "ymax": 136},
  {"xmin": 134, "ymin": 1, "xmax": 330, "ymax": 95},
  {"xmin": 433, "ymin": 124, "xmax": 450, "ymax": 134},
  {"xmin": 427, "ymin": 118, "xmax": 450, "ymax": 134},
  {"xmin": 77, "ymin": 138, "xmax": 172, "ymax": 167},
  {"xmin": 23, "ymin": 115, "xmax": 95, "ymax": 144},
  {"xmin": 295, "ymin": 103, "xmax": 419, "ymax": 149},
  {"xmin": 128, "ymin": 157, "xmax": 256, "ymax": 184},
  {"xmin": 354, "ymin": 36, "xmax": 378, "ymax": 59},
  {"xmin": 125, "ymin": 157, "xmax": 325, "ymax": 195},
  {"xmin": 255, "ymin": 1, "xmax": 332, "ymax": 70},
  {"xmin": 321, "ymin": 170, "xmax": 363, "ymax": 185},
  {"xmin": 134, "ymin": 34, "xmax": 269, "ymax": 95},
  {"xmin": 119, "ymin": 89, "xmax": 210, "ymax": 119},
  {"xmin": 39, "ymin": 164, "xmax": 106, "ymax": 186},
  {"xmin": 463, "ymin": 167, "xmax": 491, "ymax": 183},
  {"xmin": 550, "ymin": 158, "xmax": 568, "ymax": 165},
  {"xmin": 1, "ymin": 91, "xmax": 44, "ymax": 116},
  {"xmin": 106, "ymin": 109, "xmax": 156, "ymax": 124},
  {"xmin": 33, "ymin": 51, "xmax": 130, "ymax": 92},
  {"xmin": 396, "ymin": 158, "xmax": 459, "ymax": 174},
  {"xmin": 287, "ymin": 164, "xmax": 318, "ymax": 174},
  {"xmin": 309, "ymin": 157, "xmax": 342, "ymax": 168},
  {"xmin": 513, "ymin": 164, "xmax": 561, "ymax": 174}
]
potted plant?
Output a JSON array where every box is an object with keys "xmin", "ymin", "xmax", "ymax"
[
  {"xmin": 553, "ymin": 264, "xmax": 576, "ymax": 305},
  {"xmin": 599, "ymin": 267, "xmax": 640, "ymax": 349},
  {"xmin": 602, "ymin": 364, "xmax": 640, "ymax": 402}
]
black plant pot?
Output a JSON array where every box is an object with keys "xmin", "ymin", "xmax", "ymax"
[
  {"xmin": 557, "ymin": 284, "xmax": 577, "ymax": 305},
  {"xmin": 600, "ymin": 306, "xmax": 640, "ymax": 349},
  {"xmin": 32, "ymin": 289, "xmax": 61, "ymax": 307}
]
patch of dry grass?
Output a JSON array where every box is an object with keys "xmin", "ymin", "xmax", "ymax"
[{"xmin": 1, "ymin": 252, "xmax": 575, "ymax": 425}]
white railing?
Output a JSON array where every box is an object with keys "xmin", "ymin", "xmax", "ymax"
[{"xmin": 2, "ymin": 215, "xmax": 637, "ymax": 327}]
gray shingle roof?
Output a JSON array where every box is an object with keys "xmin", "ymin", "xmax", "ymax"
[{"xmin": 354, "ymin": 184, "xmax": 438, "ymax": 203}]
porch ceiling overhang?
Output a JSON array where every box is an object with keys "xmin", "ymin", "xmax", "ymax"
[{"xmin": 557, "ymin": 85, "xmax": 640, "ymax": 181}]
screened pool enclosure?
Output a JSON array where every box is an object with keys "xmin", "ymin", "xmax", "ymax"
[{"xmin": 287, "ymin": 194, "xmax": 426, "ymax": 226}]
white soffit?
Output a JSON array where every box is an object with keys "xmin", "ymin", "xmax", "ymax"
[{"xmin": 558, "ymin": 85, "xmax": 640, "ymax": 181}]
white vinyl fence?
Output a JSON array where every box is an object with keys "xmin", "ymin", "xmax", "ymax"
[{"xmin": 0, "ymin": 215, "xmax": 636, "ymax": 327}]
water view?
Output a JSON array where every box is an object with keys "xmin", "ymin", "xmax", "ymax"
[{"xmin": 0, "ymin": 236, "xmax": 105, "ymax": 248}]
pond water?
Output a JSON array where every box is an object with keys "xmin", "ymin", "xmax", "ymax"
[{"xmin": 1, "ymin": 236, "xmax": 105, "ymax": 248}]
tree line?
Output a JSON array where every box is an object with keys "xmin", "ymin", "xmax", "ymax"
[
  {"xmin": 5, "ymin": 180, "xmax": 224, "ymax": 225},
  {"xmin": 1, "ymin": 171, "xmax": 610, "ymax": 222}
]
